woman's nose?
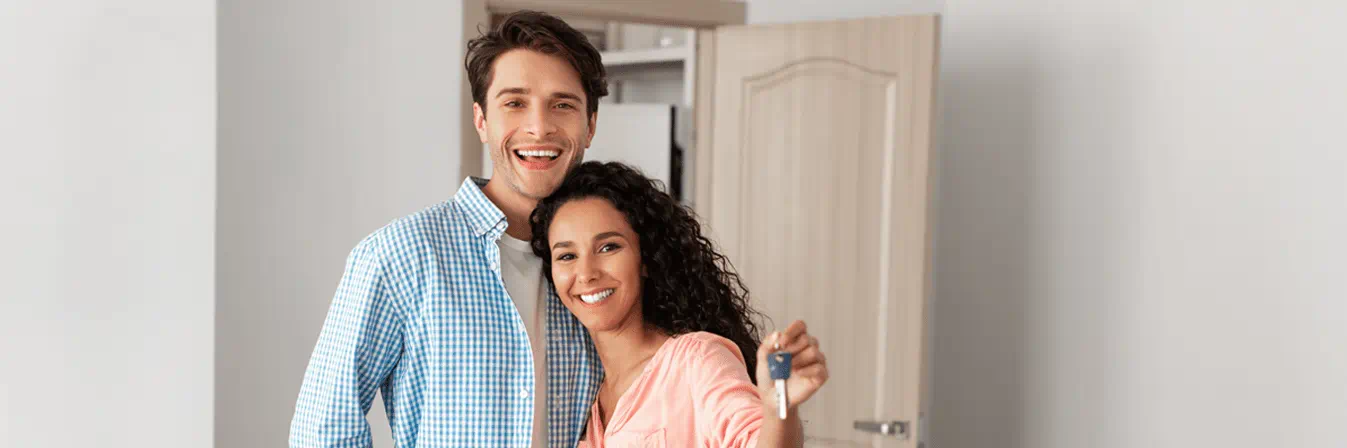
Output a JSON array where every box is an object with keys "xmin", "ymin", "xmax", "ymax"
[{"xmin": 576, "ymin": 257, "xmax": 601, "ymax": 283}]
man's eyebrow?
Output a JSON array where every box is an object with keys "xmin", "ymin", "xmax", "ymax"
[
  {"xmin": 494, "ymin": 87, "xmax": 528, "ymax": 98},
  {"xmin": 552, "ymin": 92, "xmax": 583, "ymax": 102}
]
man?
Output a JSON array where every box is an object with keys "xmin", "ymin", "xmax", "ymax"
[{"xmin": 289, "ymin": 11, "xmax": 607, "ymax": 447}]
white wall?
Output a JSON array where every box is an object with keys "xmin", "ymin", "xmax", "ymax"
[
  {"xmin": 216, "ymin": 0, "xmax": 464, "ymax": 446},
  {"xmin": 934, "ymin": 1, "xmax": 1347, "ymax": 448},
  {"xmin": 0, "ymin": 1, "xmax": 215, "ymax": 447}
]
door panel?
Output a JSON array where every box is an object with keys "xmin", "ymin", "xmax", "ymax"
[{"xmin": 694, "ymin": 16, "xmax": 939, "ymax": 447}]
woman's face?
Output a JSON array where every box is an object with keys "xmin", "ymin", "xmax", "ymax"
[{"xmin": 546, "ymin": 197, "xmax": 645, "ymax": 333}]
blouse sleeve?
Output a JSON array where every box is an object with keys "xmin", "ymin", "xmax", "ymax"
[{"xmin": 685, "ymin": 333, "xmax": 764, "ymax": 448}]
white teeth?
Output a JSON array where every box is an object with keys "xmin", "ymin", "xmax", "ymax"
[
  {"xmin": 515, "ymin": 149, "xmax": 560, "ymax": 159},
  {"xmin": 579, "ymin": 289, "xmax": 614, "ymax": 304}
]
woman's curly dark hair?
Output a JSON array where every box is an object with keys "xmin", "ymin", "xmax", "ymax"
[{"xmin": 530, "ymin": 161, "xmax": 767, "ymax": 381}]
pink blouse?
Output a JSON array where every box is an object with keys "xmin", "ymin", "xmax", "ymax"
[{"xmin": 578, "ymin": 331, "xmax": 765, "ymax": 447}]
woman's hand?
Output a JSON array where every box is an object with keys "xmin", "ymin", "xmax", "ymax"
[{"xmin": 754, "ymin": 320, "xmax": 829, "ymax": 415}]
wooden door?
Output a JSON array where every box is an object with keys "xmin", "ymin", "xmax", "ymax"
[{"xmin": 693, "ymin": 16, "xmax": 940, "ymax": 447}]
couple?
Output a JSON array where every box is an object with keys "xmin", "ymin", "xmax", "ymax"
[{"xmin": 289, "ymin": 11, "xmax": 828, "ymax": 448}]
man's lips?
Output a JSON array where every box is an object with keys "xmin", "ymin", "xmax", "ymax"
[{"xmin": 511, "ymin": 145, "xmax": 563, "ymax": 170}]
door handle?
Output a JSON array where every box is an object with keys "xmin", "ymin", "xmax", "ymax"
[{"xmin": 853, "ymin": 420, "xmax": 909, "ymax": 438}]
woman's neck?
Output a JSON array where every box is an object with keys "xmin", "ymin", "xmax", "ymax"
[{"xmin": 590, "ymin": 320, "xmax": 670, "ymax": 387}]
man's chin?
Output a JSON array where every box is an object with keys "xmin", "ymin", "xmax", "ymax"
[
  {"xmin": 511, "ymin": 179, "xmax": 561, "ymax": 200},
  {"xmin": 506, "ymin": 161, "xmax": 572, "ymax": 198}
]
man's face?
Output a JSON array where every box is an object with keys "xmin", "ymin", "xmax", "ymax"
[{"xmin": 475, "ymin": 49, "xmax": 597, "ymax": 200}]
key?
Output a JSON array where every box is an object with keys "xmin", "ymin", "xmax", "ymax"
[{"xmin": 768, "ymin": 349, "xmax": 792, "ymax": 419}]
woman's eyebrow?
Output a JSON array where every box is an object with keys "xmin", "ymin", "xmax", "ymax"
[{"xmin": 594, "ymin": 231, "xmax": 625, "ymax": 241}]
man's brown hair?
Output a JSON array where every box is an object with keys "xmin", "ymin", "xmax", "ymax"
[{"xmin": 465, "ymin": 10, "xmax": 608, "ymax": 117}]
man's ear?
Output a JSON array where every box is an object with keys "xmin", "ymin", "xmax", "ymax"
[
  {"xmin": 473, "ymin": 103, "xmax": 489, "ymax": 143},
  {"xmin": 584, "ymin": 110, "xmax": 598, "ymax": 147}
]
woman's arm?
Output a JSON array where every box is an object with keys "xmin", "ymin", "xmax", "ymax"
[
  {"xmin": 686, "ymin": 322, "xmax": 829, "ymax": 448},
  {"xmin": 753, "ymin": 403, "xmax": 805, "ymax": 447}
]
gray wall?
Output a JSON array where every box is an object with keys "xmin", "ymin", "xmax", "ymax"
[
  {"xmin": 933, "ymin": 1, "xmax": 1347, "ymax": 447},
  {"xmin": 216, "ymin": 0, "xmax": 464, "ymax": 446},
  {"xmin": 747, "ymin": 0, "xmax": 943, "ymax": 24},
  {"xmin": 752, "ymin": 0, "xmax": 1347, "ymax": 447},
  {"xmin": 0, "ymin": 1, "xmax": 216, "ymax": 447}
]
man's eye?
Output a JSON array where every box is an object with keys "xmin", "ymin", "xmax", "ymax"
[
  {"xmin": 555, "ymin": 103, "xmax": 576, "ymax": 110},
  {"xmin": 505, "ymin": 100, "xmax": 523, "ymax": 108}
]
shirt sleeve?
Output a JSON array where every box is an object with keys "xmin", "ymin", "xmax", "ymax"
[
  {"xmin": 289, "ymin": 234, "xmax": 405, "ymax": 448},
  {"xmin": 687, "ymin": 334, "xmax": 764, "ymax": 448}
]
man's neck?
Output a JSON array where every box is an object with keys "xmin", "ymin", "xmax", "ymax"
[{"xmin": 481, "ymin": 179, "xmax": 538, "ymax": 241}]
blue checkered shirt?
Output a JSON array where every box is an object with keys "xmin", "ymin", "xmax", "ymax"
[{"xmin": 289, "ymin": 178, "xmax": 604, "ymax": 447}]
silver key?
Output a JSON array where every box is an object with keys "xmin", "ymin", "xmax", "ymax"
[{"xmin": 768, "ymin": 350, "xmax": 792, "ymax": 419}]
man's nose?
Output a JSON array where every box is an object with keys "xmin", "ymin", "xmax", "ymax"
[{"xmin": 519, "ymin": 103, "xmax": 557, "ymax": 137}]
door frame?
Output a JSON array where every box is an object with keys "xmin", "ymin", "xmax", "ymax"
[
  {"xmin": 689, "ymin": 17, "xmax": 942, "ymax": 445},
  {"xmin": 457, "ymin": 0, "xmax": 745, "ymax": 180}
]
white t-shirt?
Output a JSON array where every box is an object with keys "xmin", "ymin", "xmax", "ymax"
[{"xmin": 496, "ymin": 233, "xmax": 548, "ymax": 447}]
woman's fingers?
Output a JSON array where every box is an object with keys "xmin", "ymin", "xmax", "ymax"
[
  {"xmin": 757, "ymin": 332, "xmax": 778, "ymax": 359},
  {"xmin": 777, "ymin": 320, "xmax": 808, "ymax": 348},
  {"xmin": 776, "ymin": 332, "xmax": 815, "ymax": 356},
  {"xmin": 756, "ymin": 322, "xmax": 831, "ymax": 408},
  {"xmin": 762, "ymin": 323, "xmax": 820, "ymax": 368},
  {"xmin": 791, "ymin": 342, "xmax": 826, "ymax": 368},
  {"xmin": 793, "ymin": 363, "xmax": 829, "ymax": 381},
  {"xmin": 760, "ymin": 320, "xmax": 810, "ymax": 354},
  {"xmin": 786, "ymin": 363, "xmax": 830, "ymax": 406}
]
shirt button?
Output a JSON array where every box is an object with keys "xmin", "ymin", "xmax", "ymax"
[{"xmin": 519, "ymin": 388, "xmax": 529, "ymax": 399}]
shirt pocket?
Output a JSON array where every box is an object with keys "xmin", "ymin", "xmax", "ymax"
[
  {"xmin": 638, "ymin": 429, "xmax": 666, "ymax": 448},
  {"xmin": 602, "ymin": 428, "xmax": 667, "ymax": 448}
]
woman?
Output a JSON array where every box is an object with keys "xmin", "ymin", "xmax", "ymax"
[{"xmin": 529, "ymin": 161, "xmax": 829, "ymax": 447}]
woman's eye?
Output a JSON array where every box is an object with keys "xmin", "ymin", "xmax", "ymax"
[
  {"xmin": 599, "ymin": 243, "xmax": 621, "ymax": 252},
  {"xmin": 556, "ymin": 253, "xmax": 575, "ymax": 261}
]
